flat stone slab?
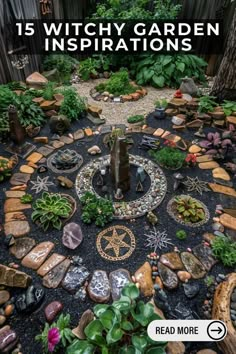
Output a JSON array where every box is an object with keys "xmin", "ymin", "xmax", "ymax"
[
  {"xmin": 62, "ymin": 265, "xmax": 90, "ymax": 294},
  {"xmin": 26, "ymin": 152, "xmax": 43, "ymax": 163},
  {"xmin": 198, "ymin": 161, "xmax": 220, "ymax": 169},
  {"xmin": 43, "ymin": 258, "xmax": 71, "ymax": 288},
  {"xmin": 212, "ymin": 167, "xmax": 231, "ymax": 181},
  {"xmin": 51, "ymin": 140, "xmax": 65, "ymax": 149},
  {"xmin": 4, "ymin": 199, "xmax": 31, "ymax": 213},
  {"xmin": 4, "ymin": 221, "xmax": 30, "ymax": 237},
  {"xmin": 188, "ymin": 145, "xmax": 202, "ymax": 153},
  {"xmin": 208, "ymin": 183, "xmax": 236, "ymax": 198},
  {"xmin": 37, "ymin": 145, "xmax": 55, "ymax": 157},
  {"xmin": 37, "ymin": 253, "xmax": 66, "ymax": 277},
  {"xmin": 21, "ymin": 242, "xmax": 54, "ymax": 270},
  {"xmin": 10, "ymin": 237, "xmax": 36, "ymax": 259},
  {"xmin": 220, "ymin": 213, "xmax": 236, "ymax": 231},
  {"xmin": 158, "ymin": 262, "xmax": 179, "ymax": 290},
  {"xmin": 181, "ymin": 252, "xmax": 206, "ymax": 279},
  {"xmin": 5, "ymin": 212, "xmax": 26, "ymax": 223},
  {"xmin": 10, "ymin": 173, "xmax": 31, "ymax": 186},
  {"xmin": 192, "ymin": 244, "xmax": 217, "ymax": 271},
  {"xmin": 0, "ymin": 290, "xmax": 10, "ymax": 306},
  {"xmin": 134, "ymin": 262, "xmax": 153, "ymax": 297},
  {"xmin": 59, "ymin": 136, "xmax": 74, "ymax": 144},
  {"xmin": 196, "ymin": 155, "xmax": 213, "ymax": 163},
  {"xmin": 0, "ymin": 264, "xmax": 31, "ymax": 288},
  {"xmin": 88, "ymin": 270, "xmax": 111, "ymax": 303},
  {"xmin": 159, "ymin": 252, "xmax": 184, "ymax": 270},
  {"xmin": 5, "ymin": 191, "xmax": 25, "ymax": 198},
  {"xmin": 109, "ymin": 269, "xmax": 131, "ymax": 300},
  {"xmin": 19, "ymin": 165, "xmax": 34, "ymax": 174},
  {"xmin": 73, "ymin": 129, "xmax": 85, "ymax": 140},
  {"xmin": 153, "ymin": 128, "xmax": 164, "ymax": 137}
]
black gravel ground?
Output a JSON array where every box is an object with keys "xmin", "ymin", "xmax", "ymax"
[{"xmin": 0, "ymin": 113, "xmax": 234, "ymax": 354}]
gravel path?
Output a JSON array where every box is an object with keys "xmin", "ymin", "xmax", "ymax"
[{"xmin": 74, "ymin": 79, "xmax": 175, "ymax": 125}]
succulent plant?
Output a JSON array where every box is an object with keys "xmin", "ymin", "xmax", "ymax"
[
  {"xmin": 174, "ymin": 195, "xmax": 205, "ymax": 223},
  {"xmin": 20, "ymin": 194, "xmax": 33, "ymax": 204},
  {"xmin": 51, "ymin": 149, "xmax": 79, "ymax": 170},
  {"xmin": 31, "ymin": 192, "xmax": 73, "ymax": 231},
  {"xmin": 0, "ymin": 158, "xmax": 12, "ymax": 182}
]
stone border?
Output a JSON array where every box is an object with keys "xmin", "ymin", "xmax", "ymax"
[
  {"xmin": 76, "ymin": 154, "xmax": 167, "ymax": 220},
  {"xmin": 47, "ymin": 150, "xmax": 83, "ymax": 174},
  {"xmin": 90, "ymin": 87, "xmax": 147, "ymax": 103},
  {"xmin": 166, "ymin": 194, "xmax": 210, "ymax": 228}
]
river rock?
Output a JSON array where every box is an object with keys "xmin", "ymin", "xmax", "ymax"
[
  {"xmin": 159, "ymin": 252, "xmax": 184, "ymax": 270},
  {"xmin": 43, "ymin": 259, "xmax": 71, "ymax": 288},
  {"xmin": 181, "ymin": 252, "xmax": 206, "ymax": 279},
  {"xmin": 4, "ymin": 199, "xmax": 31, "ymax": 213},
  {"xmin": 15, "ymin": 285, "xmax": 45, "ymax": 313},
  {"xmin": 37, "ymin": 253, "xmax": 66, "ymax": 277},
  {"xmin": 88, "ymin": 270, "xmax": 111, "ymax": 303},
  {"xmin": 73, "ymin": 129, "xmax": 84, "ymax": 140},
  {"xmin": 4, "ymin": 221, "xmax": 30, "ymax": 237},
  {"xmin": 10, "ymin": 237, "xmax": 36, "ymax": 259},
  {"xmin": 19, "ymin": 165, "xmax": 34, "ymax": 174},
  {"xmin": 62, "ymin": 265, "xmax": 90, "ymax": 294},
  {"xmin": 88, "ymin": 145, "xmax": 101, "ymax": 155},
  {"xmin": 0, "ymin": 327, "xmax": 18, "ymax": 352},
  {"xmin": 212, "ymin": 167, "xmax": 231, "ymax": 181},
  {"xmin": 62, "ymin": 223, "xmax": 83, "ymax": 250},
  {"xmin": 166, "ymin": 341, "xmax": 185, "ymax": 354},
  {"xmin": 72, "ymin": 309, "xmax": 94, "ymax": 339},
  {"xmin": 21, "ymin": 242, "xmax": 54, "ymax": 270},
  {"xmin": 134, "ymin": 262, "xmax": 153, "ymax": 296},
  {"xmin": 177, "ymin": 271, "xmax": 191, "ymax": 282},
  {"xmin": 192, "ymin": 244, "xmax": 217, "ymax": 271},
  {"xmin": 183, "ymin": 282, "xmax": 200, "ymax": 298},
  {"xmin": 109, "ymin": 269, "xmax": 131, "ymax": 300},
  {"xmin": 189, "ymin": 145, "xmax": 201, "ymax": 153},
  {"xmin": 57, "ymin": 176, "xmax": 74, "ymax": 188},
  {"xmin": 0, "ymin": 291, "xmax": 10, "ymax": 306},
  {"xmin": 0, "ymin": 264, "xmax": 31, "ymax": 288},
  {"xmin": 158, "ymin": 262, "xmax": 178, "ymax": 290},
  {"xmin": 26, "ymin": 72, "xmax": 48, "ymax": 88},
  {"xmin": 44, "ymin": 301, "xmax": 63, "ymax": 322}
]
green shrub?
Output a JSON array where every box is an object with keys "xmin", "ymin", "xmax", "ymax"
[
  {"xmin": 43, "ymin": 54, "xmax": 79, "ymax": 82},
  {"xmin": 221, "ymin": 100, "xmax": 236, "ymax": 116},
  {"xmin": 96, "ymin": 70, "xmax": 137, "ymax": 96},
  {"xmin": 60, "ymin": 88, "xmax": 86, "ymax": 121},
  {"xmin": 149, "ymin": 146, "xmax": 186, "ymax": 169},
  {"xmin": 127, "ymin": 115, "xmax": 144, "ymax": 124},
  {"xmin": 20, "ymin": 194, "xmax": 33, "ymax": 204},
  {"xmin": 0, "ymin": 86, "xmax": 15, "ymax": 114},
  {"xmin": 42, "ymin": 82, "xmax": 56, "ymax": 101},
  {"xmin": 13, "ymin": 94, "xmax": 45, "ymax": 127},
  {"xmin": 78, "ymin": 57, "xmax": 99, "ymax": 81},
  {"xmin": 212, "ymin": 236, "xmax": 236, "ymax": 267},
  {"xmin": 131, "ymin": 54, "xmax": 207, "ymax": 89},
  {"xmin": 6, "ymin": 81, "xmax": 26, "ymax": 91},
  {"xmin": 0, "ymin": 158, "xmax": 12, "ymax": 182},
  {"xmin": 175, "ymin": 196, "xmax": 205, "ymax": 223},
  {"xmin": 198, "ymin": 96, "xmax": 217, "ymax": 113},
  {"xmin": 80, "ymin": 192, "xmax": 114, "ymax": 227},
  {"xmin": 67, "ymin": 283, "xmax": 166, "ymax": 354},
  {"xmin": 176, "ymin": 230, "xmax": 187, "ymax": 240},
  {"xmin": 31, "ymin": 192, "xmax": 73, "ymax": 231}
]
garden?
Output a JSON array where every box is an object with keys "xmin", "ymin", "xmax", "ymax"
[{"xmin": 0, "ymin": 1, "xmax": 236, "ymax": 354}]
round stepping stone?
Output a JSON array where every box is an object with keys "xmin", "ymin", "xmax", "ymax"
[
  {"xmin": 180, "ymin": 252, "xmax": 206, "ymax": 279},
  {"xmin": 198, "ymin": 161, "xmax": 220, "ymax": 169},
  {"xmin": 212, "ymin": 167, "xmax": 231, "ymax": 181},
  {"xmin": 20, "ymin": 165, "xmax": 34, "ymax": 174},
  {"xmin": 4, "ymin": 221, "xmax": 30, "ymax": 237},
  {"xmin": 189, "ymin": 145, "xmax": 201, "ymax": 153}
]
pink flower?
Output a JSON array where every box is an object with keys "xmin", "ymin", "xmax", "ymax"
[{"xmin": 48, "ymin": 328, "xmax": 60, "ymax": 353}]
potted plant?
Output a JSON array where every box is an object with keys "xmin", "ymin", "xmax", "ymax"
[
  {"xmin": 153, "ymin": 98, "xmax": 168, "ymax": 119},
  {"xmin": 31, "ymin": 192, "xmax": 76, "ymax": 231},
  {"xmin": 170, "ymin": 195, "xmax": 207, "ymax": 226},
  {"xmin": 127, "ymin": 114, "xmax": 145, "ymax": 127}
]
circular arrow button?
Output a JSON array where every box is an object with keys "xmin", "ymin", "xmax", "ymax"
[{"xmin": 207, "ymin": 321, "xmax": 227, "ymax": 341}]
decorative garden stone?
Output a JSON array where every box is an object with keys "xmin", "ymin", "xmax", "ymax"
[
  {"xmin": 62, "ymin": 265, "xmax": 90, "ymax": 294},
  {"xmin": 110, "ymin": 137, "xmax": 130, "ymax": 192},
  {"xmin": 0, "ymin": 291, "xmax": 10, "ymax": 306},
  {"xmin": 134, "ymin": 262, "xmax": 153, "ymax": 297},
  {"xmin": 88, "ymin": 270, "xmax": 111, "ymax": 303},
  {"xmin": 192, "ymin": 244, "xmax": 217, "ymax": 271},
  {"xmin": 37, "ymin": 254, "xmax": 66, "ymax": 277},
  {"xmin": 180, "ymin": 252, "xmax": 206, "ymax": 279},
  {"xmin": 42, "ymin": 259, "xmax": 71, "ymax": 288},
  {"xmin": 0, "ymin": 264, "xmax": 31, "ymax": 288},
  {"xmin": 158, "ymin": 262, "xmax": 179, "ymax": 290},
  {"xmin": 160, "ymin": 252, "xmax": 184, "ymax": 270},
  {"xmin": 183, "ymin": 283, "xmax": 200, "ymax": 299},
  {"xmin": 49, "ymin": 115, "xmax": 70, "ymax": 136},
  {"xmin": 0, "ymin": 327, "xmax": 18, "ymax": 352},
  {"xmin": 21, "ymin": 242, "xmax": 54, "ymax": 270},
  {"xmin": 15, "ymin": 285, "xmax": 45, "ymax": 313},
  {"xmin": 44, "ymin": 301, "xmax": 63, "ymax": 323},
  {"xmin": 109, "ymin": 269, "xmax": 131, "ymax": 300},
  {"xmin": 179, "ymin": 77, "xmax": 198, "ymax": 96},
  {"xmin": 72, "ymin": 310, "xmax": 94, "ymax": 339},
  {"xmin": 4, "ymin": 220, "xmax": 30, "ymax": 237},
  {"xmin": 62, "ymin": 223, "xmax": 83, "ymax": 250},
  {"xmin": 10, "ymin": 237, "xmax": 36, "ymax": 259}
]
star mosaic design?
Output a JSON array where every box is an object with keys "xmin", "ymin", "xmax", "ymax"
[
  {"xmin": 183, "ymin": 176, "xmax": 210, "ymax": 195},
  {"xmin": 144, "ymin": 227, "xmax": 173, "ymax": 252},
  {"xmin": 30, "ymin": 176, "xmax": 54, "ymax": 194},
  {"xmin": 96, "ymin": 225, "xmax": 136, "ymax": 261}
]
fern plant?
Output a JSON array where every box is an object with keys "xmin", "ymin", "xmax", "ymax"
[{"xmin": 31, "ymin": 192, "xmax": 73, "ymax": 231}]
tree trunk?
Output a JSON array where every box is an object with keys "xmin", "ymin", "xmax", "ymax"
[{"xmin": 211, "ymin": 9, "xmax": 236, "ymax": 101}]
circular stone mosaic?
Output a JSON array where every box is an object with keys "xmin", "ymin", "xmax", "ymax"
[
  {"xmin": 167, "ymin": 194, "xmax": 210, "ymax": 228},
  {"xmin": 96, "ymin": 225, "xmax": 136, "ymax": 261},
  {"xmin": 47, "ymin": 150, "xmax": 83, "ymax": 174},
  {"xmin": 76, "ymin": 154, "xmax": 167, "ymax": 219}
]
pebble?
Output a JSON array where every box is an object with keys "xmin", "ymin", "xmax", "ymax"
[
  {"xmin": 44, "ymin": 301, "xmax": 63, "ymax": 323},
  {"xmin": 0, "ymin": 315, "xmax": 6, "ymax": 325},
  {"xmin": 4, "ymin": 304, "xmax": 14, "ymax": 317},
  {"xmin": 0, "ymin": 291, "xmax": 10, "ymax": 306},
  {"xmin": 212, "ymin": 222, "xmax": 224, "ymax": 232}
]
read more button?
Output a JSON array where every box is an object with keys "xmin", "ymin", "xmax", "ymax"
[{"xmin": 147, "ymin": 320, "xmax": 227, "ymax": 342}]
